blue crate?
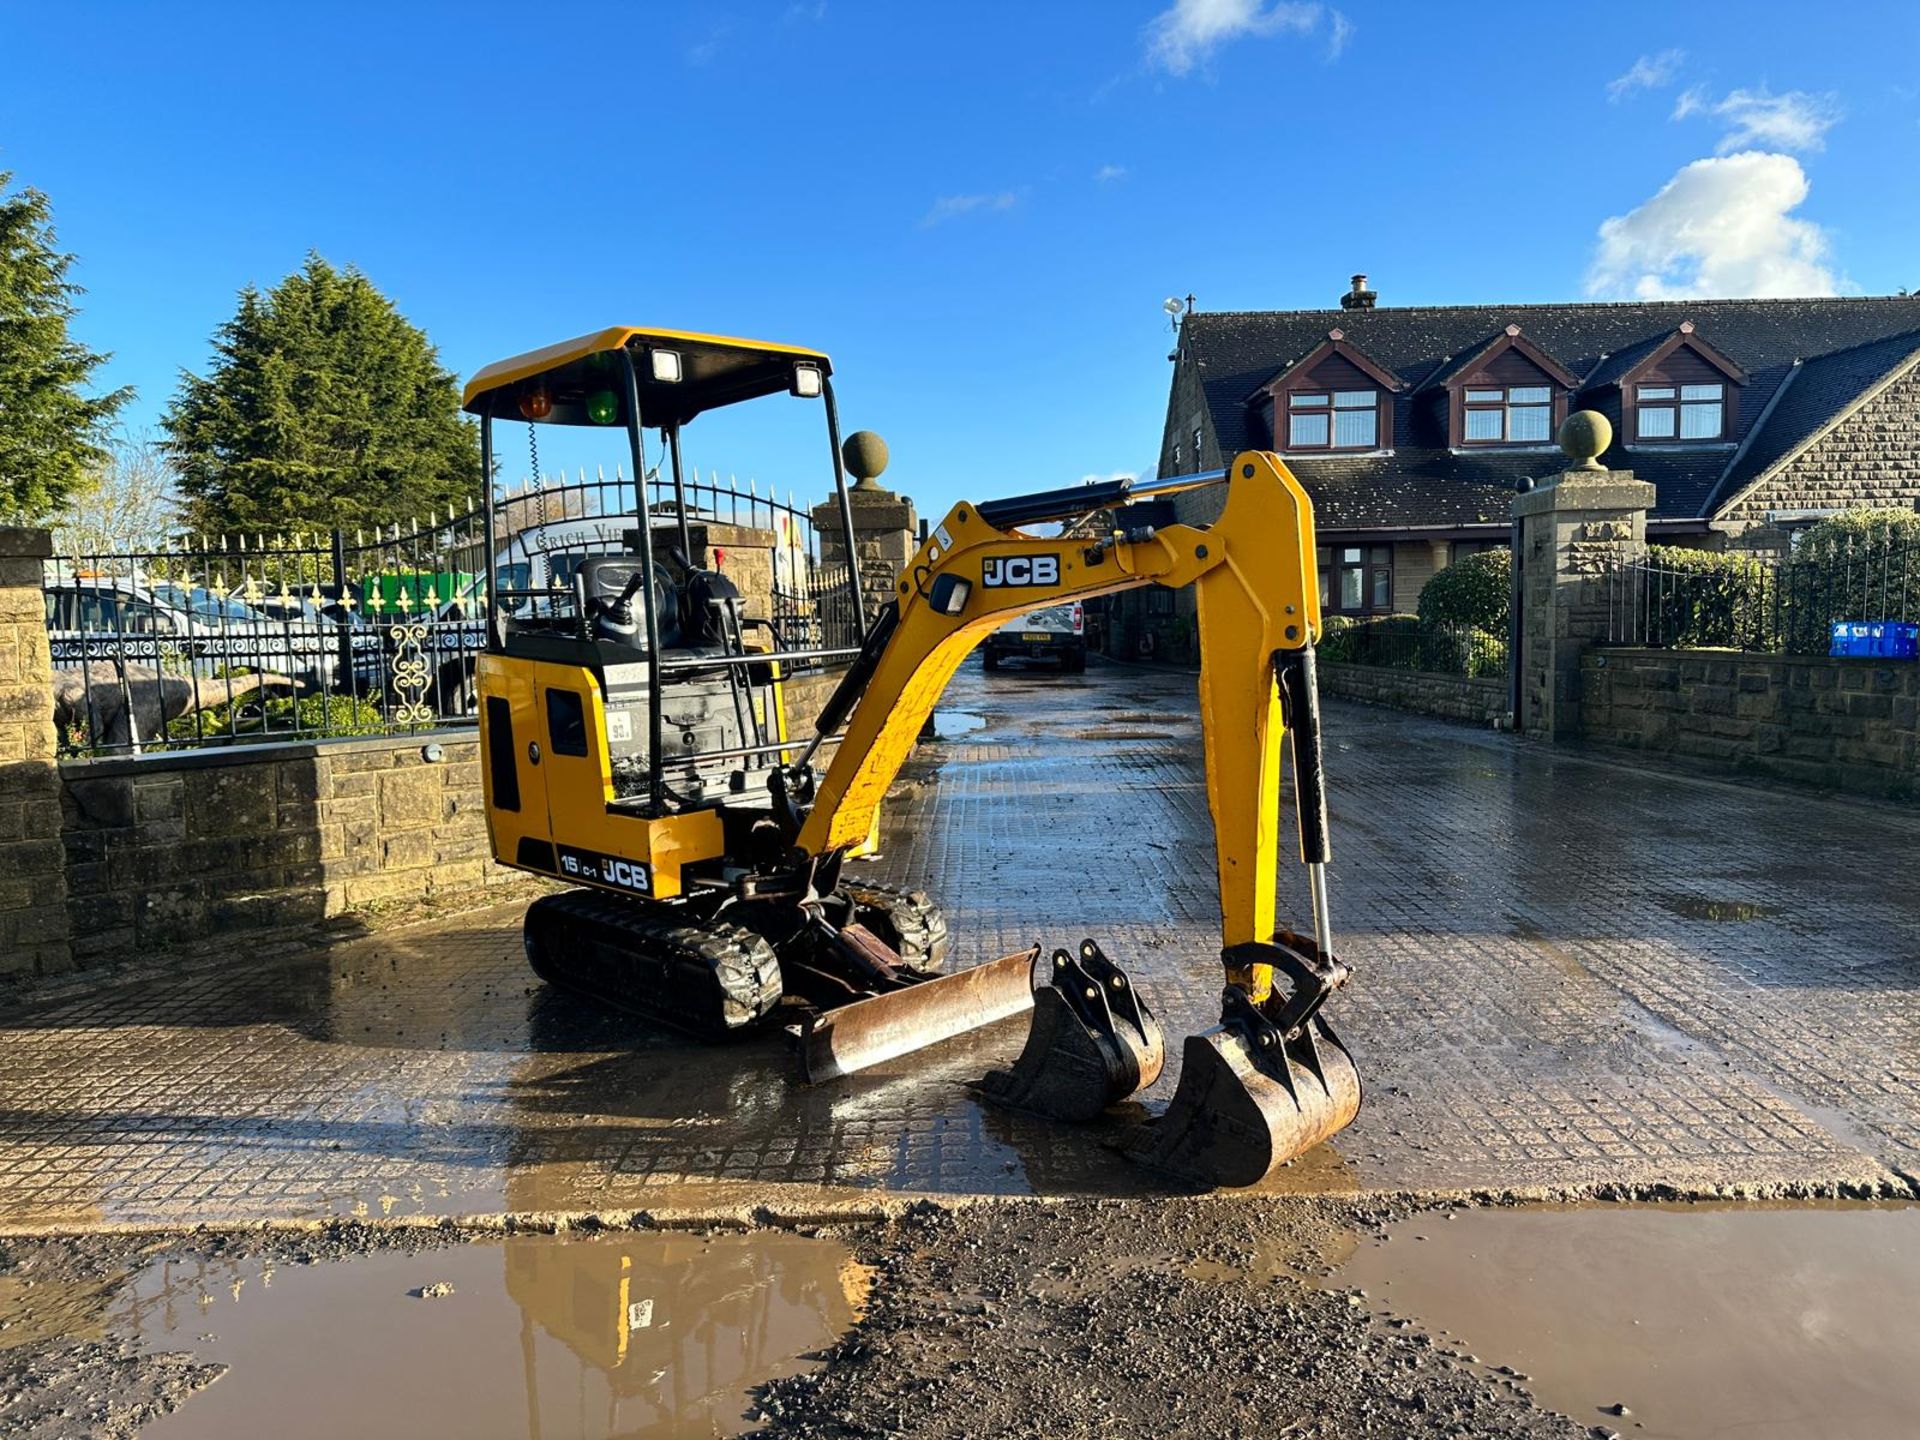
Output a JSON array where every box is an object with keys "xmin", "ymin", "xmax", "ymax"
[{"xmin": 1830, "ymin": 621, "xmax": 1919, "ymax": 659}]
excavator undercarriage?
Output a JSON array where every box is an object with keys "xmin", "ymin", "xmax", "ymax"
[{"xmin": 465, "ymin": 326, "xmax": 1362, "ymax": 1189}]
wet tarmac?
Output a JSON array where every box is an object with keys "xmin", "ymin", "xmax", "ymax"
[
  {"xmin": 111, "ymin": 1230, "xmax": 864, "ymax": 1439},
  {"xmin": 2, "ymin": 657, "xmax": 1918, "ymax": 1228},
  {"xmin": 1335, "ymin": 1202, "xmax": 1920, "ymax": 1440}
]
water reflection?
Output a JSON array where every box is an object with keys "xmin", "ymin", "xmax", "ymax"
[
  {"xmin": 124, "ymin": 1231, "xmax": 863, "ymax": 1439},
  {"xmin": 506, "ymin": 1230, "xmax": 866, "ymax": 1438}
]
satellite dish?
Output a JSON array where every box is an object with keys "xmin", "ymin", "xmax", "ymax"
[{"xmin": 1162, "ymin": 296, "xmax": 1186, "ymax": 316}]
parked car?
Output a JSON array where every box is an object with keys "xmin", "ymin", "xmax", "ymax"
[
  {"xmin": 983, "ymin": 601, "xmax": 1087, "ymax": 673},
  {"xmin": 45, "ymin": 577, "xmax": 341, "ymax": 692}
]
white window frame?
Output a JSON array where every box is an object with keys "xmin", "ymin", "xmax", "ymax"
[
  {"xmin": 1287, "ymin": 389, "xmax": 1378, "ymax": 451},
  {"xmin": 1636, "ymin": 381, "xmax": 1727, "ymax": 441},
  {"xmin": 1461, "ymin": 384, "xmax": 1554, "ymax": 445}
]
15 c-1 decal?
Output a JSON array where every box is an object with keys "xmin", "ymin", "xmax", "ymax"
[
  {"xmin": 982, "ymin": 554, "xmax": 1060, "ymax": 588},
  {"xmin": 556, "ymin": 844, "xmax": 651, "ymax": 894}
]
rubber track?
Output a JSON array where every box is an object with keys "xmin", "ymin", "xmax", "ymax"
[
  {"xmin": 524, "ymin": 889, "xmax": 783, "ymax": 1040},
  {"xmin": 841, "ymin": 880, "xmax": 951, "ymax": 972}
]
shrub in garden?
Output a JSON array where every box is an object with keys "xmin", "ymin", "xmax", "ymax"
[
  {"xmin": 1317, "ymin": 614, "xmax": 1357, "ymax": 661},
  {"xmin": 168, "ymin": 691, "xmax": 387, "ymax": 744},
  {"xmin": 1320, "ymin": 611, "xmax": 1505, "ymax": 676},
  {"xmin": 1417, "ymin": 548, "xmax": 1510, "ymax": 632},
  {"xmin": 1792, "ymin": 508, "xmax": 1920, "ymax": 556},
  {"xmin": 1420, "ymin": 624, "xmax": 1508, "ymax": 678}
]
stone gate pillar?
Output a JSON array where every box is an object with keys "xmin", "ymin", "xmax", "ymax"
[
  {"xmin": 1512, "ymin": 414, "xmax": 1655, "ymax": 739},
  {"xmin": 813, "ymin": 431, "xmax": 917, "ymax": 623},
  {"xmin": 0, "ymin": 527, "xmax": 72, "ymax": 977}
]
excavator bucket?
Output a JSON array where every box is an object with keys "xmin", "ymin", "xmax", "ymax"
[
  {"xmin": 978, "ymin": 940, "xmax": 1165, "ymax": 1122},
  {"xmin": 1121, "ymin": 986, "xmax": 1361, "ymax": 1188},
  {"xmin": 794, "ymin": 947, "xmax": 1038, "ymax": 1083}
]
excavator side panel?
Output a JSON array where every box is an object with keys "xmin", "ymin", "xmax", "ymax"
[{"xmin": 475, "ymin": 650, "xmax": 723, "ymax": 900}]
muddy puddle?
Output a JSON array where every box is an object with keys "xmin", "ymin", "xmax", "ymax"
[
  {"xmin": 124, "ymin": 1231, "xmax": 866, "ymax": 1439},
  {"xmin": 1333, "ymin": 1203, "xmax": 1920, "ymax": 1439}
]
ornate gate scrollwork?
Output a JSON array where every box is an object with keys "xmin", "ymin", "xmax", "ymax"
[{"xmin": 387, "ymin": 620, "xmax": 435, "ymax": 724}]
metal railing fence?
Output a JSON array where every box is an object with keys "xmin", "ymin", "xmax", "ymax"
[
  {"xmin": 1607, "ymin": 532, "xmax": 1919, "ymax": 655},
  {"xmin": 52, "ymin": 468, "xmax": 857, "ymax": 758}
]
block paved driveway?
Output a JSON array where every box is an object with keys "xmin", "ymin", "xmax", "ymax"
[{"xmin": 3, "ymin": 659, "xmax": 1917, "ymax": 1228}]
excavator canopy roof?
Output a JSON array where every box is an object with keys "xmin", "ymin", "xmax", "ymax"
[{"xmin": 462, "ymin": 326, "xmax": 833, "ymax": 428}]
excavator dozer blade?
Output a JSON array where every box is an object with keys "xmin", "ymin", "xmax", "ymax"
[
  {"xmin": 1122, "ymin": 1011, "xmax": 1361, "ymax": 1188},
  {"xmin": 978, "ymin": 940, "xmax": 1165, "ymax": 1122},
  {"xmin": 795, "ymin": 948, "xmax": 1037, "ymax": 1084}
]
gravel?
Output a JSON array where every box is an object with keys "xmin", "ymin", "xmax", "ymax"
[{"xmin": 751, "ymin": 1196, "xmax": 1591, "ymax": 1439}]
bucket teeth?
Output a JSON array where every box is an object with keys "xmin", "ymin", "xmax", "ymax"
[
  {"xmin": 1120, "ymin": 986, "xmax": 1361, "ymax": 1188},
  {"xmin": 978, "ymin": 940, "xmax": 1166, "ymax": 1122}
]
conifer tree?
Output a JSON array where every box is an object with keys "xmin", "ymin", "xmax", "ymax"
[
  {"xmin": 0, "ymin": 171, "xmax": 128, "ymax": 521},
  {"xmin": 165, "ymin": 254, "xmax": 479, "ymax": 535}
]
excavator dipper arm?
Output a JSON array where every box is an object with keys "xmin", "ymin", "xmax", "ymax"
[
  {"xmin": 799, "ymin": 452, "xmax": 1316, "ymax": 995},
  {"xmin": 788, "ymin": 451, "xmax": 1362, "ymax": 1185}
]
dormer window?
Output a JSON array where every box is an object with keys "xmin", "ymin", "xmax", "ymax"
[
  {"xmin": 1249, "ymin": 330, "xmax": 1403, "ymax": 456},
  {"xmin": 1431, "ymin": 326, "xmax": 1577, "ymax": 449},
  {"xmin": 1614, "ymin": 322, "xmax": 1745, "ymax": 445},
  {"xmin": 1289, "ymin": 390, "xmax": 1378, "ymax": 450},
  {"xmin": 1636, "ymin": 382, "xmax": 1726, "ymax": 440},
  {"xmin": 1462, "ymin": 385, "xmax": 1554, "ymax": 444}
]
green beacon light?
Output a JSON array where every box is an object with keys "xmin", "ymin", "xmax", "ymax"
[{"xmin": 585, "ymin": 390, "xmax": 619, "ymax": 425}]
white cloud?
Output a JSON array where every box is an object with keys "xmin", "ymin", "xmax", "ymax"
[
  {"xmin": 686, "ymin": 22, "xmax": 733, "ymax": 65},
  {"xmin": 1674, "ymin": 85, "xmax": 1842, "ymax": 153},
  {"xmin": 1607, "ymin": 49, "xmax": 1684, "ymax": 101},
  {"xmin": 1143, "ymin": 0, "xmax": 1343, "ymax": 76},
  {"xmin": 1587, "ymin": 151, "xmax": 1838, "ymax": 300},
  {"xmin": 1324, "ymin": 8, "xmax": 1354, "ymax": 59},
  {"xmin": 921, "ymin": 191, "xmax": 1021, "ymax": 227},
  {"xmin": 784, "ymin": 1, "xmax": 827, "ymax": 19},
  {"xmin": 1094, "ymin": 163, "xmax": 1129, "ymax": 183}
]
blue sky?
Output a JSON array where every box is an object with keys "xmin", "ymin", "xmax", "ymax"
[{"xmin": 6, "ymin": 0, "xmax": 1918, "ymax": 522}]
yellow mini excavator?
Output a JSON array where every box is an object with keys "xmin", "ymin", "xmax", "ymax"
[{"xmin": 464, "ymin": 327, "xmax": 1361, "ymax": 1188}]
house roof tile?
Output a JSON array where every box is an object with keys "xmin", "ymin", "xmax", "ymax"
[{"xmin": 1180, "ymin": 296, "xmax": 1920, "ymax": 526}]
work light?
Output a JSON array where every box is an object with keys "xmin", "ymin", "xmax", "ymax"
[
  {"xmin": 792, "ymin": 363, "xmax": 823, "ymax": 398},
  {"xmin": 650, "ymin": 349, "xmax": 683, "ymax": 383}
]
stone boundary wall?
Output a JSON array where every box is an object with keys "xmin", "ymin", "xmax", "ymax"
[
  {"xmin": 1581, "ymin": 648, "xmax": 1918, "ymax": 797},
  {"xmin": 61, "ymin": 731, "xmax": 514, "ymax": 965},
  {"xmin": 1320, "ymin": 662, "xmax": 1508, "ymax": 727}
]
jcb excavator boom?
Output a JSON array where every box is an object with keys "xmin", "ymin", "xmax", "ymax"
[{"xmin": 784, "ymin": 450, "xmax": 1361, "ymax": 1185}]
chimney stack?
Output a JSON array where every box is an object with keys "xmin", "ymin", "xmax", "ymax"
[{"xmin": 1340, "ymin": 273, "xmax": 1377, "ymax": 310}]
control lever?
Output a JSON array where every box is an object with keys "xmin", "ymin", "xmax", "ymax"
[{"xmin": 590, "ymin": 568, "xmax": 649, "ymax": 643}]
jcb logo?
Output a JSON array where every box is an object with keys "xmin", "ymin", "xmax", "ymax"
[
  {"xmin": 598, "ymin": 858, "xmax": 651, "ymax": 893},
  {"xmin": 982, "ymin": 554, "xmax": 1060, "ymax": 588},
  {"xmin": 557, "ymin": 845, "xmax": 651, "ymax": 895}
]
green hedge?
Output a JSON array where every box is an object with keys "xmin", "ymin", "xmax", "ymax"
[
  {"xmin": 1320, "ymin": 613, "xmax": 1506, "ymax": 678},
  {"xmin": 1641, "ymin": 544, "xmax": 1777, "ymax": 649},
  {"xmin": 1792, "ymin": 507, "xmax": 1920, "ymax": 557},
  {"xmin": 1417, "ymin": 548, "xmax": 1511, "ymax": 631}
]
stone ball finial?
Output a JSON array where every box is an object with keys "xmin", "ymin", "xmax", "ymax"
[
  {"xmin": 842, "ymin": 430, "xmax": 890, "ymax": 491},
  {"xmin": 1558, "ymin": 410, "xmax": 1612, "ymax": 470}
]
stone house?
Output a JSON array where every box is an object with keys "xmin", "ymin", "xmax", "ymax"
[{"xmin": 1136, "ymin": 282, "xmax": 1920, "ymax": 656}]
